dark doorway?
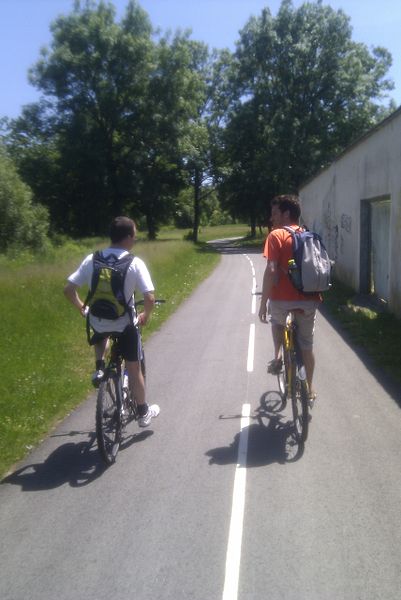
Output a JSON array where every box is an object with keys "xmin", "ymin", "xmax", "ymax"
[{"xmin": 360, "ymin": 197, "xmax": 391, "ymax": 302}]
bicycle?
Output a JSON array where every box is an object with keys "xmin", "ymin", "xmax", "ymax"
[
  {"xmin": 276, "ymin": 310, "xmax": 309, "ymax": 444},
  {"xmin": 95, "ymin": 299, "xmax": 164, "ymax": 465}
]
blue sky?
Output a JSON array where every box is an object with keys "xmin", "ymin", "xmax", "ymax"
[{"xmin": 1, "ymin": 0, "xmax": 400, "ymax": 119}]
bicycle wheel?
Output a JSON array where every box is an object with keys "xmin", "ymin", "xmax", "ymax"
[
  {"xmin": 290, "ymin": 372, "xmax": 309, "ymax": 443},
  {"xmin": 122, "ymin": 354, "xmax": 146, "ymax": 422},
  {"xmin": 96, "ymin": 373, "xmax": 122, "ymax": 465},
  {"xmin": 277, "ymin": 345, "xmax": 289, "ymax": 402}
]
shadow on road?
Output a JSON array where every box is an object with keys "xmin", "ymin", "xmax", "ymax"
[
  {"xmin": 2, "ymin": 428, "xmax": 153, "ymax": 491},
  {"xmin": 207, "ymin": 238, "xmax": 263, "ymax": 256},
  {"xmin": 319, "ymin": 303, "xmax": 401, "ymax": 410},
  {"xmin": 206, "ymin": 391, "xmax": 304, "ymax": 467},
  {"xmin": 2, "ymin": 434, "xmax": 104, "ymax": 490}
]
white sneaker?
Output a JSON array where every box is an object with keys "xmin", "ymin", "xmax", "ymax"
[
  {"xmin": 138, "ymin": 404, "xmax": 160, "ymax": 427},
  {"xmin": 308, "ymin": 392, "xmax": 317, "ymax": 409},
  {"xmin": 91, "ymin": 369, "xmax": 105, "ymax": 388}
]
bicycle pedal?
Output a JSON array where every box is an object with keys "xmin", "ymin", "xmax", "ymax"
[{"xmin": 103, "ymin": 408, "xmax": 117, "ymax": 419}]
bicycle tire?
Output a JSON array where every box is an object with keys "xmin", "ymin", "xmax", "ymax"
[
  {"xmin": 124, "ymin": 354, "xmax": 146, "ymax": 423},
  {"xmin": 290, "ymin": 373, "xmax": 309, "ymax": 443},
  {"xmin": 96, "ymin": 373, "xmax": 122, "ymax": 465},
  {"xmin": 141, "ymin": 352, "xmax": 146, "ymax": 381},
  {"xmin": 277, "ymin": 345, "xmax": 289, "ymax": 402}
]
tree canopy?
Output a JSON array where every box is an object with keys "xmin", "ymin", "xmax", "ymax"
[
  {"xmin": 220, "ymin": 0, "xmax": 395, "ymax": 231},
  {"xmin": 0, "ymin": 144, "xmax": 49, "ymax": 252},
  {"xmin": 2, "ymin": 0, "xmax": 396, "ymax": 242}
]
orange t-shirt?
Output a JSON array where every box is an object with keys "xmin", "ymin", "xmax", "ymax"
[{"xmin": 263, "ymin": 226, "xmax": 321, "ymax": 302}]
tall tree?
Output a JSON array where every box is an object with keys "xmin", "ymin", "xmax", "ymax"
[
  {"xmin": 179, "ymin": 46, "xmax": 239, "ymax": 242},
  {"xmin": 9, "ymin": 1, "xmax": 203, "ymax": 238},
  {"xmin": 133, "ymin": 33, "xmax": 208, "ymax": 239},
  {"xmin": 221, "ymin": 0, "xmax": 394, "ymax": 228},
  {"xmin": 178, "ymin": 41, "xmax": 215, "ymax": 243},
  {"xmin": 27, "ymin": 0, "xmax": 154, "ymax": 235}
]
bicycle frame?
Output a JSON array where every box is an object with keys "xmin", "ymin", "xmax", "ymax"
[
  {"xmin": 105, "ymin": 335, "xmax": 138, "ymax": 421},
  {"xmin": 96, "ymin": 335, "xmax": 138, "ymax": 465},
  {"xmin": 95, "ymin": 299, "xmax": 165, "ymax": 465},
  {"xmin": 278, "ymin": 311, "xmax": 309, "ymax": 444}
]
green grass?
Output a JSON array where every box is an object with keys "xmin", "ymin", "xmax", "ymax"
[
  {"xmin": 322, "ymin": 279, "xmax": 401, "ymax": 385},
  {"xmin": 225, "ymin": 231, "xmax": 267, "ymax": 250},
  {"xmin": 1, "ymin": 226, "xmax": 245, "ymax": 479},
  {"xmin": 151, "ymin": 223, "xmax": 252, "ymax": 243}
]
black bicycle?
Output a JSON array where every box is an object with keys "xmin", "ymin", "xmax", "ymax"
[
  {"xmin": 276, "ymin": 310, "xmax": 309, "ymax": 444},
  {"xmin": 96, "ymin": 299, "xmax": 164, "ymax": 465}
]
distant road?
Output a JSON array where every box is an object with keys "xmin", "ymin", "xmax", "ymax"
[{"xmin": 1, "ymin": 240, "xmax": 401, "ymax": 600}]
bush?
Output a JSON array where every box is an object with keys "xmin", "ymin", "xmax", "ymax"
[{"xmin": 0, "ymin": 146, "xmax": 49, "ymax": 252}]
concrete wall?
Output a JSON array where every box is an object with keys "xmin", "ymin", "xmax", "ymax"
[{"xmin": 299, "ymin": 107, "xmax": 401, "ymax": 317}]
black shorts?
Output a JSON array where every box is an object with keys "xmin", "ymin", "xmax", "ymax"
[{"xmin": 90, "ymin": 324, "xmax": 143, "ymax": 362}]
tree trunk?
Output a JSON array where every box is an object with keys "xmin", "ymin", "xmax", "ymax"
[
  {"xmin": 192, "ymin": 167, "xmax": 201, "ymax": 243},
  {"xmin": 250, "ymin": 213, "xmax": 257, "ymax": 238},
  {"xmin": 106, "ymin": 131, "xmax": 123, "ymax": 217},
  {"xmin": 146, "ymin": 210, "xmax": 157, "ymax": 240}
]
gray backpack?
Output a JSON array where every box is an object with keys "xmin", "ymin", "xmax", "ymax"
[{"xmin": 283, "ymin": 226, "xmax": 332, "ymax": 293}]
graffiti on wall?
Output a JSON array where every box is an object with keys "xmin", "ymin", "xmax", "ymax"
[
  {"xmin": 322, "ymin": 202, "xmax": 339, "ymax": 261},
  {"xmin": 341, "ymin": 213, "xmax": 352, "ymax": 233}
]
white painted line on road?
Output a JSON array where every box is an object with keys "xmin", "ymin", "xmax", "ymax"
[
  {"xmin": 245, "ymin": 255, "xmax": 257, "ymax": 314},
  {"xmin": 247, "ymin": 324, "xmax": 255, "ymax": 372},
  {"xmin": 251, "ymin": 273, "xmax": 257, "ymax": 314},
  {"xmin": 222, "ymin": 403, "xmax": 251, "ymax": 600}
]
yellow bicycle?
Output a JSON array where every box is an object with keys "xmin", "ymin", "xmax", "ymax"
[{"xmin": 277, "ymin": 310, "xmax": 309, "ymax": 444}]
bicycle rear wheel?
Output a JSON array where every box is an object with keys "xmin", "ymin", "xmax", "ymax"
[
  {"xmin": 121, "ymin": 354, "xmax": 146, "ymax": 421},
  {"xmin": 290, "ymin": 374, "xmax": 309, "ymax": 443},
  {"xmin": 96, "ymin": 373, "xmax": 122, "ymax": 465}
]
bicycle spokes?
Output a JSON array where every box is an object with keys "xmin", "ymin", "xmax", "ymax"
[{"xmin": 96, "ymin": 375, "xmax": 122, "ymax": 465}]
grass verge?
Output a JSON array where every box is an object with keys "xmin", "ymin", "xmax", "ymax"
[
  {"xmin": 1, "ymin": 225, "xmax": 247, "ymax": 479},
  {"xmin": 321, "ymin": 279, "xmax": 401, "ymax": 386}
]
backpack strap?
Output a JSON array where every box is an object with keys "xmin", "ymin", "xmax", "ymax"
[
  {"xmin": 112, "ymin": 253, "xmax": 135, "ymax": 317},
  {"xmin": 282, "ymin": 225, "xmax": 305, "ymax": 257},
  {"xmin": 85, "ymin": 311, "xmax": 92, "ymax": 345},
  {"xmin": 83, "ymin": 250, "xmax": 102, "ymax": 310},
  {"xmin": 280, "ymin": 226, "xmax": 301, "ymax": 276},
  {"xmin": 282, "ymin": 225, "xmax": 302, "ymax": 237}
]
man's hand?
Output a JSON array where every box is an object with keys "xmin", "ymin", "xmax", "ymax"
[
  {"xmin": 137, "ymin": 292, "xmax": 155, "ymax": 327},
  {"xmin": 259, "ymin": 300, "xmax": 268, "ymax": 323},
  {"xmin": 137, "ymin": 311, "xmax": 149, "ymax": 326},
  {"xmin": 64, "ymin": 281, "xmax": 85, "ymax": 315}
]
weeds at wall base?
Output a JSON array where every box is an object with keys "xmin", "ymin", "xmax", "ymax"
[{"xmin": 322, "ymin": 279, "xmax": 401, "ymax": 386}]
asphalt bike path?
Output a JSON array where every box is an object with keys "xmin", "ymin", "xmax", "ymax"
[{"xmin": 1, "ymin": 240, "xmax": 401, "ymax": 599}]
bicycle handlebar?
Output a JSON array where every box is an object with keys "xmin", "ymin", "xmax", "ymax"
[{"xmin": 135, "ymin": 298, "xmax": 165, "ymax": 308}]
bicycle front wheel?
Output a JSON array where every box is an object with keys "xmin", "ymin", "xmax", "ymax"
[
  {"xmin": 96, "ymin": 373, "xmax": 122, "ymax": 465},
  {"xmin": 290, "ymin": 374, "xmax": 309, "ymax": 443},
  {"xmin": 277, "ymin": 345, "xmax": 289, "ymax": 403}
]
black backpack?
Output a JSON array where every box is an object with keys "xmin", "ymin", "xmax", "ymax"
[{"xmin": 84, "ymin": 251, "xmax": 134, "ymax": 320}]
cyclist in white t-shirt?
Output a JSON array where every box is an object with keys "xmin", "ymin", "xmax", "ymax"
[{"xmin": 64, "ymin": 216, "xmax": 159, "ymax": 427}]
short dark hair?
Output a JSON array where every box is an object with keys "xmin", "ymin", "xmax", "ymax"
[
  {"xmin": 271, "ymin": 194, "xmax": 301, "ymax": 221},
  {"xmin": 109, "ymin": 216, "xmax": 136, "ymax": 243}
]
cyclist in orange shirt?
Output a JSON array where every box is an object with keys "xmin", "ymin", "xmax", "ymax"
[{"xmin": 259, "ymin": 194, "xmax": 321, "ymax": 400}]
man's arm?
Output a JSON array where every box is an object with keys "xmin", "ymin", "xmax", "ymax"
[
  {"xmin": 137, "ymin": 291, "xmax": 155, "ymax": 326},
  {"xmin": 64, "ymin": 281, "xmax": 86, "ymax": 317},
  {"xmin": 258, "ymin": 261, "xmax": 278, "ymax": 322}
]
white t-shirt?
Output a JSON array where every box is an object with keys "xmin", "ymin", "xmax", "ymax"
[{"xmin": 68, "ymin": 247, "xmax": 155, "ymax": 333}]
